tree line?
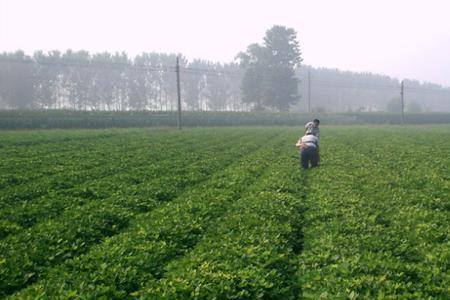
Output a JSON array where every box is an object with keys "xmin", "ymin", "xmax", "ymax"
[
  {"xmin": 295, "ymin": 66, "xmax": 450, "ymax": 112},
  {"xmin": 1, "ymin": 25, "xmax": 449, "ymax": 112},
  {"xmin": 0, "ymin": 50, "xmax": 245, "ymax": 111}
]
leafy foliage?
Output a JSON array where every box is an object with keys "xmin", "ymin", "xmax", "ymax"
[
  {"xmin": 297, "ymin": 126, "xmax": 450, "ymax": 298},
  {"xmin": 238, "ymin": 26, "xmax": 302, "ymax": 111},
  {"xmin": 1, "ymin": 126, "xmax": 449, "ymax": 299}
]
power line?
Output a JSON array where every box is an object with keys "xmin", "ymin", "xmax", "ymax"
[
  {"xmin": 0, "ymin": 57, "xmax": 174, "ymax": 72},
  {"xmin": 312, "ymin": 81, "xmax": 399, "ymax": 91},
  {"xmin": 181, "ymin": 66, "xmax": 243, "ymax": 77},
  {"xmin": 1, "ymin": 57, "xmax": 449, "ymax": 94},
  {"xmin": 404, "ymin": 86, "xmax": 450, "ymax": 93}
]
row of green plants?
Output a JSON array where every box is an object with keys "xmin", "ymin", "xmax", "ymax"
[
  {"xmin": 0, "ymin": 129, "xmax": 240, "ymax": 238},
  {"xmin": 0, "ymin": 128, "xmax": 199, "ymax": 189},
  {"xmin": 0, "ymin": 128, "xmax": 281, "ymax": 296},
  {"xmin": 1, "ymin": 110, "xmax": 449, "ymax": 129},
  {"xmin": 297, "ymin": 126, "xmax": 450, "ymax": 298},
  {"xmin": 9, "ymin": 131, "xmax": 289, "ymax": 299},
  {"xmin": 0, "ymin": 127, "xmax": 120, "ymax": 146},
  {"xmin": 2, "ymin": 126, "xmax": 448, "ymax": 298},
  {"xmin": 138, "ymin": 139, "xmax": 306, "ymax": 299},
  {"xmin": 0, "ymin": 130, "xmax": 142, "ymax": 187}
]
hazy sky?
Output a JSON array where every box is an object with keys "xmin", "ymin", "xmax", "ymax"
[{"xmin": 1, "ymin": 0, "xmax": 449, "ymax": 86}]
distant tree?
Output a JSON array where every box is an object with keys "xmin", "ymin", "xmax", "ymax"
[
  {"xmin": 91, "ymin": 52, "xmax": 115, "ymax": 110},
  {"xmin": 223, "ymin": 63, "xmax": 243, "ymax": 111},
  {"xmin": 2, "ymin": 48, "xmax": 448, "ymax": 113},
  {"xmin": 33, "ymin": 50, "xmax": 62, "ymax": 109},
  {"xmin": 61, "ymin": 50, "xmax": 96, "ymax": 110},
  {"xmin": 132, "ymin": 53, "xmax": 160, "ymax": 110},
  {"xmin": 183, "ymin": 59, "xmax": 207, "ymax": 110},
  {"xmin": 238, "ymin": 25, "xmax": 302, "ymax": 111},
  {"xmin": 128, "ymin": 56, "xmax": 148, "ymax": 110},
  {"xmin": 159, "ymin": 54, "xmax": 184, "ymax": 111},
  {"xmin": 238, "ymin": 44, "xmax": 266, "ymax": 110},
  {"xmin": 312, "ymin": 106, "xmax": 326, "ymax": 113},
  {"xmin": 110, "ymin": 52, "xmax": 130, "ymax": 110},
  {"xmin": 293, "ymin": 66, "xmax": 402, "ymax": 113},
  {"xmin": 0, "ymin": 54, "xmax": 10, "ymax": 108},
  {"xmin": 0, "ymin": 51, "xmax": 35, "ymax": 109},
  {"xmin": 406, "ymin": 100, "xmax": 422, "ymax": 113},
  {"xmin": 386, "ymin": 97, "xmax": 402, "ymax": 112},
  {"xmin": 206, "ymin": 63, "xmax": 230, "ymax": 111}
]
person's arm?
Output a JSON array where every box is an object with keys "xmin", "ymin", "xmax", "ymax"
[
  {"xmin": 295, "ymin": 138, "xmax": 308, "ymax": 149},
  {"xmin": 300, "ymin": 142, "xmax": 309, "ymax": 149}
]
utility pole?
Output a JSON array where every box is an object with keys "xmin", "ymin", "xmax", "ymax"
[
  {"xmin": 308, "ymin": 70, "xmax": 311, "ymax": 113},
  {"xmin": 176, "ymin": 57, "xmax": 182, "ymax": 129},
  {"xmin": 400, "ymin": 80, "xmax": 405, "ymax": 124}
]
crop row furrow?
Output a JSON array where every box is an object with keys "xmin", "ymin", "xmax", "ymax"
[
  {"xmin": 297, "ymin": 128, "xmax": 450, "ymax": 299},
  {"xmin": 138, "ymin": 141, "xmax": 306, "ymax": 299},
  {"xmin": 0, "ymin": 129, "xmax": 241, "ymax": 236},
  {"xmin": 0, "ymin": 130, "xmax": 196, "ymax": 198},
  {"xmin": 9, "ymin": 131, "xmax": 287, "ymax": 299},
  {"xmin": 0, "ymin": 129, "xmax": 279, "ymax": 297},
  {"xmin": 0, "ymin": 128, "xmax": 197, "ymax": 176},
  {"xmin": 0, "ymin": 129, "xmax": 133, "ymax": 149}
]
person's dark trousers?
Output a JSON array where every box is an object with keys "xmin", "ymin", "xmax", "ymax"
[{"xmin": 301, "ymin": 146, "xmax": 318, "ymax": 169}]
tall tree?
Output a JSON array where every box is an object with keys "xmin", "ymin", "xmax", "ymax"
[
  {"xmin": 91, "ymin": 52, "xmax": 115, "ymax": 110},
  {"xmin": 207, "ymin": 63, "xmax": 230, "ymax": 111},
  {"xmin": 110, "ymin": 52, "xmax": 130, "ymax": 110},
  {"xmin": 61, "ymin": 50, "xmax": 95, "ymax": 110},
  {"xmin": 223, "ymin": 63, "xmax": 243, "ymax": 111},
  {"xmin": 128, "ymin": 55, "xmax": 148, "ymax": 110},
  {"xmin": 159, "ymin": 54, "xmax": 185, "ymax": 110},
  {"xmin": 237, "ymin": 44, "xmax": 266, "ymax": 110},
  {"xmin": 0, "ymin": 51, "xmax": 35, "ymax": 109},
  {"xmin": 33, "ymin": 50, "xmax": 62, "ymax": 109},
  {"xmin": 183, "ymin": 59, "xmax": 207, "ymax": 110},
  {"xmin": 238, "ymin": 25, "xmax": 302, "ymax": 111}
]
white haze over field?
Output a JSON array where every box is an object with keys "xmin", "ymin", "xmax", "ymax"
[{"xmin": 1, "ymin": 0, "xmax": 449, "ymax": 86}]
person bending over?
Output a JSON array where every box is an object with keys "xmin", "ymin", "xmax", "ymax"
[
  {"xmin": 296, "ymin": 132, "xmax": 319, "ymax": 169},
  {"xmin": 304, "ymin": 119, "xmax": 320, "ymax": 164}
]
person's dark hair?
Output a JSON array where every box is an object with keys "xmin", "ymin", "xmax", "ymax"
[{"xmin": 313, "ymin": 119, "xmax": 320, "ymax": 125}]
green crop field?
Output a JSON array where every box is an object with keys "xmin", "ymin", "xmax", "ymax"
[{"xmin": 0, "ymin": 126, "xmax": 449, "ymax": 299}]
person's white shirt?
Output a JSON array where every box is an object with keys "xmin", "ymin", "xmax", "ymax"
[
  {"xmin": 296, "ymin": 134, "xmax": 318, "ymax": 148},
  {"xmin": 301, "ymin": 134, "xmax": 318, "ymax": 148}
]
